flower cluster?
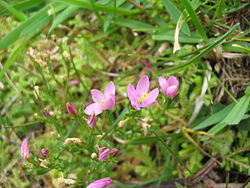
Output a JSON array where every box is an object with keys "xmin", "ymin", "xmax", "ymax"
[
  {"xmin": 22, "ymin": 75, "xmax": 179, "ymax": 188},
  {"xmin": 96, "ymin": 145, "xmax": 118, "ymax": 161}
]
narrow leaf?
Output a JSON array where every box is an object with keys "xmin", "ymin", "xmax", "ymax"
[{"xmin": 181, "ymin": 0, "xmax": 208, "ymax": 40}]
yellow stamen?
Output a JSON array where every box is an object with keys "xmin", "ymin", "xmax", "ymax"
[
  {"xmin": 100, "ymin": 100, "xmax": 105, "ymax": 104},
  {"xmin": 137, "ymin": 93, "xmax": 148, "ymax": 104}
]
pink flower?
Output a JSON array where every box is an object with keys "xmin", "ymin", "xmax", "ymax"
[
  {"xmin": 43, "ymin": 109, "xmax": 51, "ymax": 117},
  {"xmin": 96, "ymin": 145, "xmax": 110, "ymax": 161},
  {"xmin": 158, "ymin": 76, "xmax": 179, "ymax": 99},
  {"xmin": 84, "ymin": 112, "xmax": 96, "ymax": 128},
  {"xmin": 67, "ymin": 102, "xmax": 77, "ymax": 116},
  {"xmin": 87, "ymin": 177, "xmax": 112, "ymax": 188},
  {"xmin": 41, "ymin": 148, "xmax": 49, "ymax": 156},
  {"xmin": 110, "ymin": 148, "xmax": 118, "ymax": 157},
  {"xmin": 84, "ymin": 82, "xmax": 115, "ymax": 116},
  {"xmin": 127, "ymin": 75, "xmax": 159, "ymax": 110},
  {"xmin": 21, "ymin": 137, "xmax": 30, "ymax": 159}
]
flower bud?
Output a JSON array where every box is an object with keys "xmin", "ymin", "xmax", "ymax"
[
  {"xmin": 21, "ymin": 137, "xmax": 30, "ymax": 159},
  {"xmin": 158, "ymin": 76, "xmax": 179, "ymax": 99},
  {"xmin": 41, "ymin": 148, "xmax": 49, "ymax": 156},
  {"xmin": 66, "ymin": 102, "xmax": 77, "ymax": 116},
  {"xmin": 91, "ymin": 153, "xmax": 97, "ymax": 159},
  {"xmin": 43, "ymin": 109, "xmax": 51, "ymax": 117},
  {"xmin": 110, "ymin": 148, "xmax": 118, "ymax": 157},
  {"xmin": 84, "ymin": 112, "xmax": 96, "ymax": 128},
  {"xmin": 63, "ymin": 138, "xmax": 82, "ymax": 144}
]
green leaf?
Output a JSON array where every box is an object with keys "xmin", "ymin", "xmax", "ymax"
[
  {"xmin": 36, "ymin": 168, "xmax": 52, "ymax": 175},
  {"xmin": 0, "ymin": 37, "xmax": 30, "ymax": 79},
  {"xmin": 128, "ymin": 134, "xmax": 178, "ymax": 145},
  {"xmin": 115, "ymin": 18, "xmax": 155, "ymax": 30},
  {"xmin": 0, "ymin": 0, "xmax": 27, "ymax": 21},
  {"xmin": 153, "ymin": 30, "xmax": 202, "ymax": 43},
  {"xmin": 162, "ymin": 0, "xmax": 190, "ymax": 35},
  {"xmin": 224, "ymin": 95, "xmax": 250, "ymax": 125},
  {"xmin": 161, "ymin": 23, "xmax": 239, "ymax": 74},
  {"xmin": 49, "ymin": 5, "xmax": 80, "ymax": 33},
  {"xmin": 181, "ymin": 0, "xmax": 208, "ymax": 40},
  {"xmin": 193, "ymin": 103, "xmax": 235, "ymax": 130},
  {"xmin": 0, "ymin": 3, "xmax": 65, "ymax": 50},
  {"xmin": 54, "ymin": 0, "xmax": 140, "ymax": 14},
  {"xmin": 0, "ymin": 0, "xmax": 45, "ymax": 16}
]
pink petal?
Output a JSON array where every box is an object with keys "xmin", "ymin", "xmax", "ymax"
[
  {"xmin": 84, "ymin": 103, "xmax": 103, "ymax": 115},
  {"xmin": 166, "ymin": 85, "xmax": 178, "ymax": 99},
  {"xmin": 168, "ymin": 76, "xmax": 179, "ymax": 87},
  {"xmin": 141, "ymin": 88, "xmax": 159, "ymax": 107},
  {"xmin": 99, "ymin": 148, "xmax": 110, "ymax": 161},
  {"xmin": 104, "ymin": 82, "xmax": 115, "ymax": 99},
  {"xmin": 136, "ymin": 75, "xmax": 149, "ymax": 95},
  {"xmin": 66, "ymin": 102, "xmax": 78, "ymax": 116},
  {"xmin": 102, "ymin": 97, "xmax": 115, "ymax": 110},
  {"xmin": 96, "ymin": 145, "xmax": 107, "ymax": 152},
  {"xmin": 110, "ymin": 148, "xmax": 118, "ymax": 157},
  {"xmin": 158, "ymin": 76, "xmax": 168, "ymax": 94},
  {"xmin": 87, "ymin": 177, "xmax": 112, "ymax": 188},
  {"xmin": 127, "ymin": 84, "xmax": 138, "ymax": 103},
  {"xmin": 91, "ymin": 89, "xmax": 105, "ymax": 103},
  {"xmin": 21, "ymin": 137, "xmax": 30, "ymax": 159},
  {"xmin": 131, "ymin": 102, "xmax": 141, "ymax": 110},
  {"xmin": 87, "ymin": 112, "xmax": 96, "ymax": 128}
]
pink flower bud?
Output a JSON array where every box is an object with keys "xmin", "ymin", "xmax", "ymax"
[
  {"xmin": 99, "ymin": 148, "xmax": 110, "ymax": 161},
  {"xmin": 110, "ymin": 148, "xmax": 118, "ymax": 157},
  {"xmin": 43, "ymin": 109, "xmax": 51, "ymax": 117},
  {"xmin": 85, "ymin": 112, "xmax": 96, "ymax": 128},
  {"xmin": 87, "ymin": 177, "xmax": 112, "ymax": 188},
  {"xmin": 21, "ymin": 137, "xmax": 30, "ymax": 159},
  {"xmin": 41, "ymin": 148, "xmax": 49, "ymax": 156},
  {"xmin": 66, "ymin": 102, "xmax": 77, "ymax": 116},
  {"xmin": 158, "ymin": 76, "xmax": 179, "ymax": 99}
]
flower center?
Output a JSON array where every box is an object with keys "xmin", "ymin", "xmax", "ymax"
[
  {"xmin": 136, "ymin": 93, "xmax": 148, "ymax": 104},
  {"xmin": 100, "ymin": 100, "xmax": 105, "ymax": 104}
]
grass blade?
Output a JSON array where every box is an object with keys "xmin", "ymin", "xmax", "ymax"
[
  {"xmin": 55, "ymin": 0, "xmax": 141, "ymax": 14},
  {"xmin": 0, "ymin": 3, "xmax": 65, "ymax": 50},
  {"xmin": 0, "ymin": 0, "xmax": 27, "ymax": 21},
  {"xmin": 181, "ymin": 0, "xmax": 208, "ymax": 41},
  {"xmin": 162, "ymin": 0, "xmax": 190, "ymax": 36},
  {"xmin": 49, "ymin": 5, "xmax": 80, "ymax": 33},
  {"xmin": 162, "ymin": 23, "xmax": 239, "ymax": 73}
]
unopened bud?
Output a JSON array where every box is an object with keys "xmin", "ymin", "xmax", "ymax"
[
  {"xmin": 66, "ymin": 102, "xmax": 77, "ymax": 116},
  {"xmin": 43, "ymin": 109, "xmax": 51, "ymax": 117},
  {"xmin": 110, "ymin": 148, "xmax": 118, "ymax": 157},
  {"xmin": 41, "ymin": 148, "xmax": 49, "ymax": 156},
  {"xmin": 63, "ymin": 138, "xmax": 82, "ymax": 144},
  {"xmin": 118, "ymin": 118, "xmax": 129, "ymax": 127},
  {"xmin": 34, "ymin": 113, "xmax": 40, "ymax": 119},
  {"xmin": 91, "ymin": 153, "xmax": 97, "ymax": 159}
]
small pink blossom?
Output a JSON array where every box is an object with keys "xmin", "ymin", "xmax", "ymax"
[
  {"xmin": 41, "ymin": 148, "xmax": 49, "ymax": 156},
  {"xmin": 84, "ymin": 82, "xmax": 115, "ymax": 115},
  {"xmin": 21, "ymin": 137, "xmax": 30, "ymax": 159},
  {"xmin": 110, "ymin": 148, "xmax": 118, "ymax": 157},
  {"xmin": 158, "ymin": 76, "xmax": 179, "ymax": 99},
  {"xmin": 67, "ymin": 102, "xmax": 77, "ymax": 116},
  {"xmin": 84, "ymin": 112, "xmax": 96, "ymax": 128},
  {"xmin": 43, "ymin": 109, "xmax": 51, "ymax": 117},
  {"xmin": 87, "ymin": 177, "xmax": 112, "ymax": 188},
  {"xmin": 127, "ymin": 75, "xmax": 159, "ymax": 110},
  {"xmin": 96, "ymin": 145, "xmax": 110, "ymax": 161}
]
